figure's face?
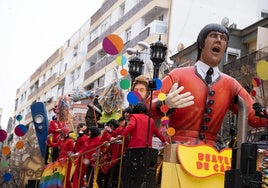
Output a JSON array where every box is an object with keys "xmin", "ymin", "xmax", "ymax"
[
  {"xmin": 200, "ymin": 31, "xmax": 228, "ymax": 67},
  {"xmin": 133, "ymin": 83, "xmax": 148, "ymax": 101}
]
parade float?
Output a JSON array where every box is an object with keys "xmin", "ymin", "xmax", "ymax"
[{"xmin": 0, "ymin": 33, "xmax": 268, "ymax": 188}]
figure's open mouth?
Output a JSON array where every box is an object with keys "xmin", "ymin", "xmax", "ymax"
[{"xmin": 212, "ymin": 47, "xmax": 220, "ymax": 53}]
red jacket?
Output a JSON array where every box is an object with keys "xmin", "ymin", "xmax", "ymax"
[
  {"xmin": 86, "ymin": 136, "xmax": 103, "ymax": 166},
  {"xmin": 48, "ymin": 120, "xmax": 65, "ymax": 143},
  {"xmin": 47, "ymin": 137, "xmax": 74, "ymax": 160},
  {"xmin": 121, "ymin": 113, "xmax": 166, "ymax": 148},
  {"xmin": 74, "ymin": 134, "xmax": 89, "ymax": 154},
  {"xmin": 150, "ymin": 66, "xmax": 267, "ymax": 145},
  {"xmin": 110, "ymin": 125, "xmax": 129, "ymax": 154}
]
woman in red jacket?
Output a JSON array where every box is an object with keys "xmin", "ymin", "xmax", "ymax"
[
  {"xmin": 72, "ymin": 123, "xmax": 89, "ymax": 188},
  {"xmin": 85, "ymin": 126, "xmax": 103, "ymax": 187},
  {"xmin": 46, "ymin": 127, "xmax": 74, "ymax": 188},
  {"xmin": 121, "ymin": 102, "xmax": 168, "ymax": 148}
]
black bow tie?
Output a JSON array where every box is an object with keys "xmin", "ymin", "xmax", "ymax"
[{"xmin": 205, "ymin": 67, "xmax": 213, "ymax": 84}]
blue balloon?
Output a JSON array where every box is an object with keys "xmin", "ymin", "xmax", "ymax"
[
  {"xmin": 127, "ymin": 91, "xmax": 141, "ymax": 105},
  {"xmin": 153, "ymin": 78, "xmax": 162, "ymax": 90},
  {"xmin": 3, "ymin": 172, "xmax": 12, "ymax": 182}
]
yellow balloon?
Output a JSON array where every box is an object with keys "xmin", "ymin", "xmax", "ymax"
[
  {"xmin": 158, "ymin": 92, "xmax": 166, "ymax": 101},
  {"xmin": 256, "ymin": 60, "xmax": 268, "ymax": 80}
]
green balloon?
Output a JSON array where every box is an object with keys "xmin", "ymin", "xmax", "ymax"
[
  {"xmin": 1, "ymin": 160, "xmax": 8, "ymax": 167},
  {"xmin": 120, "ymin": 79, "xmax": 130, "ymax": 90}
]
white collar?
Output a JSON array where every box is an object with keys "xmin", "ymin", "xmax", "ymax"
[{"xmin": 195, "ymin": 60, "xmax": 220, "ymax": 80}]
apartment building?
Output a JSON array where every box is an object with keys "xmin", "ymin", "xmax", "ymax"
[{"xmin": 13, "ymin": 0, "xmax": 171, "ymax": 128}]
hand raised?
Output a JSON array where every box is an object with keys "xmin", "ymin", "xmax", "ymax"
[{"xmin": 165, "ymin": 83, "xmax": 194, "ymax": 109}]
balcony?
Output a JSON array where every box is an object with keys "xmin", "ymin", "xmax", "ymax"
[
  {"xmin": 143, "ymin": 20, "xmax": 167, "ymax": 35},
  {"xmin": 223, "ymin": 46, "xmax": 268, "ymax": 82}
]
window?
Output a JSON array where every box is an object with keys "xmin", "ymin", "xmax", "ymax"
[
  {"xmin": 158, "ymin": 15, "xmax": 164, "ymax": 21},
  {"xmin": 74, "ymin": 66, "xmax": 81, "ymax": 80},
  {"xmin": 69, "ymin": 71, "xmax": 75, "ymax": 84},
  {"xmin": 126, "ymin": 27, "xmax": 131, "ymax": 42},
  {"xmin": 225, "ymin": 47, "xmax": 241, "ymax": 64},
  {"xmin": 119, "ymin": 3, "xmax": 125, "ymax": 18},
  {"xmin": 261, "ymin": 11, "xmax": 268, "ymax": 18}
]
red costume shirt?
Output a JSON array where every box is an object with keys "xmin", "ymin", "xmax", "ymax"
[
  {"xmin": 150, "ymin": 66, "xmax": 266, "ymax": 145},
  {"xmin": 121, "ymin": 114, "xmax": 166, "ymax": 148}
]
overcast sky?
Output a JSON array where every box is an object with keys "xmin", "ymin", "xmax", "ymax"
[{"xmin": 0, "ymin": 0, "xmax": 103, "ymax": 129}]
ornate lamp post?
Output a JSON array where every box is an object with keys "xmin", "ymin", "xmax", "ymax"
[
  {"xmin": 128, "ymin": 53, "xmax": 144, "ymax": 87},
  {"xmin": 150, "ymin": 35, "xmax": 167, "ymax": 80},
  {"xmin": 147, "ymin": 35, "xmax": 167, "ymax": 145},
  {"xmin": 123, "ymin": 37, "xmax": 167, "ymax": 188}
]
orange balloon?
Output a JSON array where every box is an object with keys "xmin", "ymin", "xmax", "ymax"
[
  {"xmin": 2, "ymin": 146, "xmax": 11, "ymax": 156},
  {"xmin": 16, "ymin": 140, "xmax": 24, "ymax": 149},
  {"xmin": 120, "ymin": 68, "xmax": 128, "ymax": 77},
  {"xmin": 167, "ymin": 127, "xmax": 175, "ymax": 136}
]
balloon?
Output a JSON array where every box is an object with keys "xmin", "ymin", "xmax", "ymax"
[
  {"xmin": 161, "ymin": 116, "xmax": 170, "ymax": 125},
  {"xmin": 127, "ymin": 91, "xmax": 142, "ymax": 105},
  {"xmin": 160, "ymin": 104, "xmax": 169, "ymax": 114},
  {"xmin": 3, "ymin": 172, "xmax": 12, "ymax": 182},
  {"xmin": 158, "ymin": 92, "xmax": 166, "ymax": 101},
  {"xmin": 120, "ymin": 68, "xmax": 128, "ymax": 77},
  {"xmin": 16, "ymin": 114, "xmax": 23, "ymax": 121},
  {"xmin": 120, "ymin": 79, "xmax": 131, "ymax": 90},
  {"xmin": 256, "ymin": 60, "xmax": 268, "ymax": 80},
  {"xmin": 251, "ymin": 90, "xmax": 256, "ymax": 97},
  {"xmin": 0, "ymin": 129, "xmax": 7, "ymax": 142},
  {"xmin": 102, "ymin": 34, "xmax": 124, "ymax": 55},
  {"xmin": 2, "ymin": 146, "xmax": 11, "ymax": 156},
  {"xmin": 116, "ymin": 55, "xmax": 127, "ymax": 66},
  {"xmin": 16, "ymin": 140, "xmax": 24, "ymax": 149},
  {"xmin": 15, "ymin": 124, "xmax": 27, "ymax": 137},
  {"xmin": 167, "ymin": 127, "xmax": 175, "ymax": 136},
  {"xmin": 1, "ymin": 160, "xmax": 8, "ymax": 167},
  {"xmin": 251, "ymin": 77, "xmax": 260, "ymax": 87},
  {"xmin": 153, "ymin": 78, "xmax": 162, "ymax": 90}
]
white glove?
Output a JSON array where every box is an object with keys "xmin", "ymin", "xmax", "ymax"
[{"xmin": 165, "ymin": 83, "xmax": 194, "ymax": 109}]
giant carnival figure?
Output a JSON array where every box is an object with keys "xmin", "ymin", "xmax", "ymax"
[{"xmin": 148, "ymin": 23, "xmax": 268, "ymax": 188}]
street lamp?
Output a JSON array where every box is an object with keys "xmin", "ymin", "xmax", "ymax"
[
  {"xmin": 150, "ymin": 35, "xmax": 167, "ymax": 80},
  {"xmin": 127, "ymin": 51, "xmax": 144, "ymax": 86}
]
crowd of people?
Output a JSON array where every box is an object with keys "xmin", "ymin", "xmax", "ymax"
[{"xmin": 44, "ymin": 100, "xmax": 168, "ymax": 188}]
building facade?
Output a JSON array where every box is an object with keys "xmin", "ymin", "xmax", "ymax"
[{"xmin": 13, "ymin": 0, "xmax": 171, "ymax": 128}]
